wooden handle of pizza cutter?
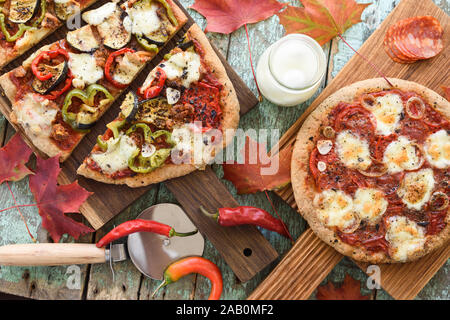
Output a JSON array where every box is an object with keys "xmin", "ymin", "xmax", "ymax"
[{"xmin": 0, "ymin": 243, "xmax": 106, "ymax": 266}]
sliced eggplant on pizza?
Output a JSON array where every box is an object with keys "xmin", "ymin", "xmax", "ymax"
[{"xmin": 0, "ymin": 0, "xmax": 188, "ymax": 162}]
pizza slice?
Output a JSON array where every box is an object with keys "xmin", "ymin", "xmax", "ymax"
[
  {"xmin": 0, "ymin": 0, "xmax": 100, "ymax": 68},
  {"xmin": 0, "ymin": 0, "xmax": 187, "ymax": 161},
  {"xmin": 77, "ymin": 24, "xmax": 240, "ymax": 187}
]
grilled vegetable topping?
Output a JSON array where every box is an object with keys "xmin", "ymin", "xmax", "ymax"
[
  {"xmin": 32, "ymin": 61, "xmax": 68, "ymax": 94},
  {"xmin": 8, "ymin": 0, "xmax": 40, "ymax": 24},
  {"xmin": 120, "ymin": 91, "xmax": 139, "ymax": 122},
  {"xmin": 66, "ymin": 25, "xmax": 100, "ymax": 52}
]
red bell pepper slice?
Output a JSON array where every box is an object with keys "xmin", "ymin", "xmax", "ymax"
[
  {"xmin": 104, "ymin": 48, "xmax": 136, "ymax": 89},
  {"xmin": 31, "ymin": 49, "xmax": 69, "ymax": 82}
]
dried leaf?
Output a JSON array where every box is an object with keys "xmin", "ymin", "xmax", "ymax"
[
  {"xmin": 278, "ymin": 0, "xmax": 370, "ymax": 46},
  {"xmin": 316, "ymin": 274, "xmax": 371, "ymax": 300},
  {"xmin": 222, "ymin": 137, "xmax": 292, "ymax": 194},
  {"xmin": 0, "ymin": 134, "xmax": 33, "ymax": 184},
  {"xmin": 29, "ymin": 156, "xmax": 93, "ymax": 242},
  {"xmin": 190, "ymin": 0, "xmax": 286, "ymax": 34}
]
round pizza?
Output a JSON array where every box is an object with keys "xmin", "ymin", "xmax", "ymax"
[{"xmin": 291, "ymin": 78, "xmax": 449, "ymax": 263}]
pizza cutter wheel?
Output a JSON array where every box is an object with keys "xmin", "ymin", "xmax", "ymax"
[{"xmin": 0, "ymin": 203, "xmax": 205, "ymax": 281}]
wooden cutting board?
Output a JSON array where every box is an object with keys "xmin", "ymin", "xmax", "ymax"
[
  {"xmin": 0, "ymin": 0, "xmax": 278, "ymax": 283},
  {"xmin": 249, "ymin": 0, "xmax": 449, "ymax": 300}
]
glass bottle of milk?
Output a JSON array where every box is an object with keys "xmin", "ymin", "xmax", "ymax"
[{"xmin": 256, "ymin": 34, "xmax": 326, "ymax": 107}]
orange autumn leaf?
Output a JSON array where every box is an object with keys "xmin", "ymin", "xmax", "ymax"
[
  {"xmin": 316, "ymin": 274, "xmax": 370, "ymax": 300},
  {"xmin": 222, "ymin": 137, "xmax": 293, "ymax": 194},
  {"xmin": 278, "ymin": 0, "xmax": 371, "ymax": 46}
]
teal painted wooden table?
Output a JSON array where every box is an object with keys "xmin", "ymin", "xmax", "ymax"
[{"xmin": 0, "ymin": 0, "xmax": 448, "ymax": 300}]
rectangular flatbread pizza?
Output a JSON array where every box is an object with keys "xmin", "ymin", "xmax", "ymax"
[
  {"xmin": 77, "ymin": 24, "xmax": 240, "ymax": 187},
  {"xmin": 0, "ymin": 0, "xmax": 99, "ymax": 68},
  {"xmin": 0, "ymin": 0, "xmax": 187, "ymax": 161}
]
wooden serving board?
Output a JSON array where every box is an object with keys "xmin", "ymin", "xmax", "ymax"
[
  {"xmin": 0, "ymin": 0, "xmax": 278, "ymax": 282},
  {"xmin": 249, "ymin": 0, "xmax": 449, "ymax": 300}
]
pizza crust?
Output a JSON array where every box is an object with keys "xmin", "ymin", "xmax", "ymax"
[
  {"xmin": 291, "ymin": 78, "xmax": 450, "ymax": 263},
  {"xmin": 77, "ymin": 24, "xmax": 240, "ymax": 187}
]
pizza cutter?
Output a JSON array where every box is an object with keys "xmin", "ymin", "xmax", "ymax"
[{"xmin": 0, "ymin": 203, "xmax": 205, "ymax": 281}]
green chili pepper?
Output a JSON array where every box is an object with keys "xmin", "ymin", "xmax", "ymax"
[
  {"xmin": 129, "ymin": 148, "xmax": 172, "ymax": 173},
  {"xmin": 125, "ymin": 124, "xmax": 175, "ymax": 173},
  {"xmin": 136, "ymin": 35, "xmax": 159, "ymax": 52},
  {"xmin": 106, "ymin": 118, "xmax": 127, "ymax": 139},
  {"xmin": 62, "ymin": 84, "xmax": 114, "ymax": 131},
  {"xmin": 152, "ymin": 130, "xmax": 176, "ymax": 146},
  {"xmin": 96, "ymin": 135, "xmax": 109, "ymax": 151},
  {"xmin": 126, "ymin": 123, "xmax": 153, "ymax": 142},
  {"xmin": 155, "ymin": 0, "xmax": 177, "ymax": 26},
  {"xmin": 0, "ymin": 14, "xmax": 33, "ymax": 42},
  {"xmin": 32, "ymin": 0, "xmax": 47, "ymax": 27}
]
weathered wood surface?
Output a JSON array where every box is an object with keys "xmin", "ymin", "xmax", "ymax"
[{"xmin": 0, "ymin": 0, "xmax": 448, "ymax": 300}]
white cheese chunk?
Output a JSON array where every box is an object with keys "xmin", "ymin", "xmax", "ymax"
[
  {"xmin": 125, "ymin": 1, "xmax": 161, "ymax": 36},
  {"xmin": 161, "ymin": 52, "xmax": 201, "ymax": 88},
  {"xmin": 91, "ymin": 134, "xmax": 139, "ymax": 174},
  {"xmin": 353, "ymin": 188, "xmax": 388, "ymax": 224},
  {"xmin": 166, "ymin": 88, "xmax": 181, "ymax": 105},
  {"xmin": 335, "ymin": 130, "xmax": 372, "ymax": 171},
  {"xmin": 82, "ymin": 2, "xmax": 117, "ymax": 26},
  {"xmin": 314, "ymin": 189, "xmax": 359, "ymax": 233},
  {"xmin": 371, "ymin": 93, "xmax": 404, "ymax": 136},
  {"xmin": 383, "ymin": 136, "xmax": 423, "ymax": 173},
  {"xmin": 397, "ymin": 168, "xmax": 435, "ymax": 210},
  {"xmin": 112, "ymin": 52, "xmax": 141, "ymax": 85},
  {"xmin": 68, "ymin": 53, "xmax": 104, "ymax": 86},
  {"xmin": 15, "ymin": 93, "xmax": 57, "ymax": 139},
  {"xmin": 385, "ymin": 216, "xmax": 426, "ymax": 262},
  {"xmin": 424, "ymin": 130, "xmax": 450, "ymax": 169}
]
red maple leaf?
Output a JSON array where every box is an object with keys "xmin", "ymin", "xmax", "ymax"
[
  {"xmin": 0, "ymin": 134, "xmax": 33, "ymax": 184},
  {"xmin": 316, "ymin": 274, "xmax": 371, "ymax": 300},
  {"xmin": 278, "ymin": 0, "xmax": 370, "ymax": 46},
  {"xmin": 190, "ymin": 0, "xmax": 286, "ymax": 34},
  {"xmin": 29, "ymin": 156, "xmax": 93, "ymax": 242},
  {"xmin": 442, "ymin": 85, "xmax": 450, "ymax": 101},
  {"xmin": 222, "ymin": 137, "xmax": 292, "ymax": 194}
]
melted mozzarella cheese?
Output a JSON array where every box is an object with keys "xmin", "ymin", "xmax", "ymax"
[
  {"xmin": 383, "ymin": 136, "xmax": 422, "ymax": 173},
  {"xmin": 14, "ymin": 94, "xmax": 57, "ymax": 139},
  {"xmin": 314, "ymin": 189, "xmax": 359, "ymax": 233},
  {"xmin": 385, "ymin": 216, "xmax": 426, "ymax": 262},
  {"xmin": 82, "ymin": 2, "xmax": 117, "ymax": 26},
  {"xmin": 112, "ymin": 52, "xmax": 142, "ymax": 85},
  {"xmin": 353, "ymin": 188, "xmax": 388, "ymax": 224},
  {"xmin": 125, "ymin": 1, "xmax": 161, "ymax": 36},
  {"xmin": 91, "ymin": 134, "xmax": 139, "ymax": 174},
  {"xmin": 335, "ymin": 130, "xmax": 372, "ymax": 170},
  {"xmin": 397, "ymin": 168, "xmax": 435, "ymax": 210},
  {"xmin": 161, "ymin": 52, "xmax": 201, "ymax": 88},
  {"xmin": 68, "ymin": 53, "xmax": 104, "ymax": 86},
  {"xmin": 371, "ymin": 93, "xmax": 404, "ymax": 136},
  {"xmin": 142, "ymin": 52, "xmax": 201, "ymax": 90},
  {"xmin": 424, "ymin": 130, "xmax": 450, "ymax": 169}
]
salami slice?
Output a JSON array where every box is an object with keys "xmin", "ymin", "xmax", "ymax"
[
  {"xmin": 384, "ymin": 16, "xmax": 444, "ymax": 63},
  {"xmin": 400, "ymin": 16, "xmax": 444, "ymax": 59}
]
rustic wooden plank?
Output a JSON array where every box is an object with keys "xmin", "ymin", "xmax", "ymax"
[
  {"xmin": 248, "ymin": 229, "xmax": 342, "ymax": 299},
  {"xmin": 256, "ymin": 0, "xmax": 449, "ymax": 300},
  {"xmin": 165, "ymin": 167, "xmax": 278, "ymax": 283}
]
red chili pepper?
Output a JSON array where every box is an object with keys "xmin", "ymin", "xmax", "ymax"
[
  {"xmin": 96, "ymin": 219, "xmax": 198, "ymax": 248},
  {"xmin": 153, "ymin": 257, "xmax": 223, "ymax": 300},
  {"xmin": 104, "ymin": 48, "xmax": 136, "ymax": 89},
  {"xmin": 200, "ymin": 206, "xmax": 290, "ymax": 238},
  {"xmin": 31, "ymin": 49, "xmax": 69, "ymax": 81},
  {"xmin": 42, "ymin": 71, "xmax": 73, "ymax": 100},
  {"xmin": 138, "ymin": 67, "xmax": 167, "ymax": 99}
]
